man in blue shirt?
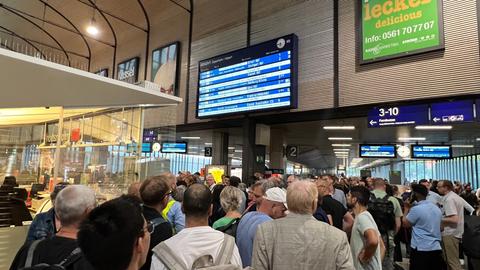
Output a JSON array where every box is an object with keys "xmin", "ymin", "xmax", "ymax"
[
  {"xmin": 402, "ymin": 184, "xmax": 445, "ymax": 270},
  {"xmin": 236, "ymin": 187, "xmax": 287, "ymax": 267}
]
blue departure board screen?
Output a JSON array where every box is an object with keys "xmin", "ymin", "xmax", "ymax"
[
  {"xmin": 196, "ymin": 34, "xmax": 298, "ymax": 118},
  {"xmin": 359, "ymin": 145, "xmax": 396, "ymax": 158},
  {"xmin": 412, "ymin": 145, "xmax": 451, "ymax": 159},
  {"xmin": 161, "ymin": 142, "xmax": 187, "ymax": 153}
]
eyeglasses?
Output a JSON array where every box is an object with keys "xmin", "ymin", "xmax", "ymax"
[{"xmin": 139, "ymin": 220, "xmax": 154, "ymax": 236}]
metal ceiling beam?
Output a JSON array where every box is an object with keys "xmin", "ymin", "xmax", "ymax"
[
  {"xmin": 0, "ymin": 3, "xmax": 71, "ymax": 66},
  {"xmin": 138, "ymin": 0, "xmax": 150, "ymax": 81},
  {"xmin": 77, "ymin": 0, "xmax": 147, "ymax": 32},
  {"xmin": 0, "ymin": 29, "xmax": 89, "ymax": 58},
  {"xmin": 85, "ymin": 0, "xmax": 117, "ymax": 77},
  {"xmin": 37, "ymin": 0, "xmax": 91, "ymax": 70},
  {"xmin": 1, "ymin": 2, "xmax": 113, "ymax": 48},
  {"xmin": 168, "ymin": 0, "xmax": 191, "ymax": 13},
  {"xmin": 0, "ymin": 26, "xmax": 47, "ymax": 58}
]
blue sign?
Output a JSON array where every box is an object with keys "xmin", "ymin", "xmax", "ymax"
[
  {"xmin": 368, "ymin": 104, "xmax": 429, "ymax": 127},
  {"xmin": 430, "ymin": 100, "xmax": 474, "ymax": 124},
  {"xmin": 196, "ymin": 34, "xmax": 298, "ymax": 118},
  {"xmin": 161, "ymin": 142, "xmax": 187, "ymax": 153},
  {"xmin": 359, "ymin": 145, "xmax": 396, "ymax": 158},
  {"xmin": 412, "ymin": 145, "xmax": 451, "ymax": 159}
]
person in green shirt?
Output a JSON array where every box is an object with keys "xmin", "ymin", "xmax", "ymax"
[{"xmin": 212, "ymin": 186, "xmax": 244, "ymax": 229}]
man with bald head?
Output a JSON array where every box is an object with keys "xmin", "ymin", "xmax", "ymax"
[
  {"xmin": 159, "ymin": 172, "xmax": 185, "ymax": 233},
  {"xmin": 252, "ymin": 181, "xmax": 353, "ymax": 270},
  {"xmin": 151, "ymin": 184, "xmax": 242, "ymax": 269}
]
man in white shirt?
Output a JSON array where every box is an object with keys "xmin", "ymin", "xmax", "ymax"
[
  {"xmin": 438, "ymin": 180, "xmax": 464, "ymax": 270},
  {"xmin": 419, "ymin": 179, "xmax": 442, "ymax": 206},
  {"xmin": 150, "ymin": 184, "xmax": 242, "ymax": 270}
]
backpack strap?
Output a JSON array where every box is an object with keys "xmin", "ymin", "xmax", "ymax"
[
  {"xmin": 215, "ymin": 234, "xmax": 235, "ymax": 265},
  {"xmin": 24, "ymin": 239, "xmax": 42, "ymax": 268},
  {"xmin": 151, "ymin": 216, "xmax": 169, "ymax": 227},
  {"xmin": 152, "ymin": 242, "xmax": 187, "ymax": 270},
  {"xmin": 58, "ymin": 247, "xmax": 82, "ymax": 268}
]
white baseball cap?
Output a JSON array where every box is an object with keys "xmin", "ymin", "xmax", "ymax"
[{"xmin": 263, "ymin": 187, "xmax": 288, "ymax": 209}]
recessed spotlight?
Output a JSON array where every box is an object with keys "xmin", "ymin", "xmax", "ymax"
[
  {"xmin": 398, "ymin": 137, "xmax": 426, "ymax": 141},
  {"xmin": 328, "ymin": 137, "xmax": 353, "ymax": 141},
  {"xmin": 323, "ymin": 126, "xmax": 355, "ymax": 130},
  {"xmin": 415, "ymin": 125, "xmax": 452, "ymax": 130}
]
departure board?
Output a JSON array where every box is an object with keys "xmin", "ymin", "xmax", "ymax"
[
  {"xmin": 412, "ymin": 145, "xmax": 451, "ymax": 159},
  {"xmin": 161, "ymin": 142, "xmax": 187, "ymax": 153},
  {"xmin": 196, "ymin": 34, "xmax": 298, "ymax": 118},
  {"xmin": 359, "ymin": 144, "xmax": 396, "ymax": 158}
]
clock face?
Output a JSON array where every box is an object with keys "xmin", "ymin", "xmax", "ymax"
[
  {"xmin": 397, "ymin": 145, "xmax": 410, "ymax": 158},
  {"xmin": 152, "ymin": 142, "xmax": 161, "ymax": 152}
]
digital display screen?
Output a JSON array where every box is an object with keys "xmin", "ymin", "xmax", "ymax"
[
  {"xmin": 161, "ymin": 142, "xmax": 187, "ymax": 153},
  {"xmin": 359, "ymin": 144, "xmax": 396, "ymax": 158},
  {"xmin": 196, "ymin": 34, "xmax": 298, "ymax": 118},
  {"xmin": 411, "ymin": 145, "xmax": 451, "ymax": 159},
  {"xmin": 430, "ymin": 100, "xmax": 474, "ymax": 124},
  {"xmin": 142, "ymin": 143, "xmax": 152, "ymax": 153}
]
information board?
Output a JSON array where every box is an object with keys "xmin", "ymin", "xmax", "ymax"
[
  {"xmin": 368, "ymin": 104, "xmax": 429, "ymax": 127},
  {"xmin": 411, "ymin": 145, "xmax": 451, "ymax": 159},
  {"xmin": 196, "ymin": 34, "xmax": 298, "ymax": 118},
  {"xmin": 161, "ymin": 142, "xmax": 187, "ymax": 153},
  {"xmin": 359, "ymin": 0, "xmax": 444, "ymax": 64},
  {"xmin": 359, "ymin": 144, "xmax": 396, "ymax": 158},
  {"xmin": 430, "ymin": 100, "xmax": 474, "ymax": 124}
]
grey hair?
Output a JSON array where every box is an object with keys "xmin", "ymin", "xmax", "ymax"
[
  {"xmin": 220, "ymin": 186, "xmax": 243, "ymax": 213},
  {"xmin": 259, "ymin": 179, "xmax": 276, "ymax": 193},
  {"xmin": 55, "ymin": 185, "xmax": 96, "ymax": 227}
]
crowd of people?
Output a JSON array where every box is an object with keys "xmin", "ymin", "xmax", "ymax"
[{"xmin": 6, "ymin": 172, "xmax": 480, "ymax": 270}]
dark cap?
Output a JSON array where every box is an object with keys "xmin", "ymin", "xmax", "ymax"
[
  {"xmin": 411, "ymin": 184, "xmax": 428, "ymax": 198},
  {"xmin": 51, "ymin": 182, "xmax": 71, "ymax": 201},
  {"xmin": 418, "ymin": 179, "xmax": 428, "ymax": 184}
]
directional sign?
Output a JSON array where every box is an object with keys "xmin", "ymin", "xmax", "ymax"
[
  {"xmin": 430, "ymin": 100, "xmax": 474, "ymax": 124},
  {"xmin": 412, "ymin": 145, "xmax": 451, "ymax": 159},
  {"xmin": 368, "ymin": 104, "xmax": 429, "ymax": 128}
]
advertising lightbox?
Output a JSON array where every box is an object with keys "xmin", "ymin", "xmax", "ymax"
[{"xmin": 359, "ymin": 0, "xmax": 444, "ymax": 64}]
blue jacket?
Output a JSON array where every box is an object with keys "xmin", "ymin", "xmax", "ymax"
[{"xmin": 26, "ymin": 208, "xmax": 56, "ymax": 242}]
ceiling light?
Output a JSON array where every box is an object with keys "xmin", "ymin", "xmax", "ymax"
[
  {"xmin": 332, "ymin": 144, "xmax": 351, "ymax": 147},
  {"xmin": 451, "ymin": 145, "xmax": 474, "ymax": 148},
  {"xmin": 328, "ymin": 137, "xmax": 353, "ymax": 141},
  {"xmin": 323, "ymin": 126, "xmax": 355, "ymax": 130},
  {"xmin": 189, "ymin": 146, "xmax": 198, "ymax": 149},
  {"xmin": 476, "ymin": 138, "xmax": 480, "ymax": 141},
  {"xmin": 333, "ymin": 149, "xmax": 350, "ymax": 152},
  {"xmin": 181, "ymin": 136, "xmax": 200, "ymax": 140},
  {"xmin": 415, "ymin": 125, "xmax": 452, "ymax": 130},
  {"xmin": 86, "ymin": 18, "xmax": 99, "ymax": 36},
  {"xmin": 234, "ymin": 149, "xmax": 243, "ymax": 153},
  {"xmin": 228, "ymin": 146, "xmax": 235, "ymax": 150},
  {"xmin": 398, "ymin": 137, "xmax": 426, "ymax": 141},
  {"xmin": 204, "ymin": 143, "xmax": 212, "ymax": 146}
]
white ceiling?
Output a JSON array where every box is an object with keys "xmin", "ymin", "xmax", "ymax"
[{"xmin": 0, "ymin": 48, "xmax": 182, "ymax": 108}]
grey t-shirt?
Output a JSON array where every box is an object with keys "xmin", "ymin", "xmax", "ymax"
[{"xmin": 351, "ymin": 211, "xmax": 382, "ymax": 270}]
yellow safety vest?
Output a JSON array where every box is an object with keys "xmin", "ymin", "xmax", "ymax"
[{"xmin": 162, "ymin": 199, "xmax": 176, "ymax": 221}]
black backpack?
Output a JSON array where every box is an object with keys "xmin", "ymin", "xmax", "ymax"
[
  {"xmin": 20, "ymin": 240, "xmax": 82, "ymax": 270},
  {"xmin": 367, "ymin": 193, "xmax": 396, "ymax": 234},
  {"xmin": 216, "ymin": 218, "xmax": 241, "ymax": 238},
  {"xmin": 463, "ymin": 215, "xmax": 480, "ymax": 259}
]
